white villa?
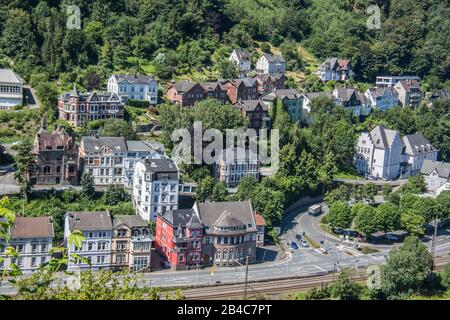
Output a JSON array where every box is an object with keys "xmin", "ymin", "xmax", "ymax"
[
  {"xmin": 0, "ymin": 68, "xmax": 23, "ymax": 109},
  {"xmin": 107, "ymin": 74, "xmax": 158, "ymax": 105}
]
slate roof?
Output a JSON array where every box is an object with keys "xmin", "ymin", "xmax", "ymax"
[
  {"xmin": 233, "ymin": 77, "xmax": 257, "ymax": 88},
  {"xmin": 196, "ymin": 200, "xmax": 257, "ymax": 233},
  {"xmin": 11, "ymin": 217, "xmax": 54, "ymax": 239},
  {"xmin": 126, "ymin": 140, "xmax": 154, "ymax": 152},
  {"xmin": 171, "ymin": 80, "xmax": 201, "ymax": 93},
  {"xmin": 113, "ymin": 215, "xmax": 149, "ymax": 229},
  {"xmin": 304, "ymin": 91, "xmax": 334, "ymax": 101},
  {"xmin": 140, "ymin": 158, "xmax": 178, "ymax": 173},
  {"xmin": 66, "ymin": 211, "xmax": 113, "ymax": 232},
  {"xmin": 201, "ymin": 81, "xmax": 227, "ymax": 92},
  {"xmin": 262, "ymin": 89, "xmax": 301, "ymax": 101},
  {"xmin": 236, "ymin": 100, "xmax": 268, "ymax": 112},
  {"xmin": 161, "ymin": 209, "xmax": 196, "ymax": 227},
  {"xmin": 232, "ymin": 48, "xmax": 250, "ymax": 62},
  {"xmin": 115, "ymin": 74, "xmax": 155, "ymax": 84},
  {"xmin": 396, "ymin": 80, "xmax": 421, "ymax": 93},
  {"xmin": 402, "ymin": 134, "xmax": 437, "ymax": 155},
  {"xmin": 420, "ymin": 160, "xmax": 450, "ymax": 179},
  {"xmin": 81, "ymin": 136, "xmax": 127, "ymax": 153},
  {"xmin": 318, "ymin": 58, "xmax": 350, "ymax": 72},
  {"xmin": 61, "ymin": 89, "xmax": 121, "ymax": 103},
  {"xmin": 36, "ymin": 127, "xmax": 74, "ymax": 151},
  {"xmin": 0, "ymin": 69, "xmax": 23, "ymax": 84},
  {"xmin": 370, "ymin": 125, "xmax": 399, "ymax": 150},
  {"xmin": 261, "ymin": 53, "xmax": 286, "ymax": 63}
]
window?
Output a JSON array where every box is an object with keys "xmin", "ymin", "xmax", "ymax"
[
  {"xmin": 87, "ymin": 242, "xmax": 94, "ymax": 251},
  {"xmin": 97, "ymin": 256, "xmax": 106, "ymax": 264},
  {"xmin": 32, "ymin": 244, "xmax": 38, "ymax": 253},
  {"xmin": 31, "ymin": 257, "xmax": 37, "ymax": 267},
  {"xmin": 98, "ymin": 242, "xmax": 107, "ymax": 251},
  {"xmin": 16, "ymin": 245, "xmax": 24, "ymax": 253}
]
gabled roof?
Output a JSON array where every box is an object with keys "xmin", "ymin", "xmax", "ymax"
[
  {"xmin": 334, "ymin": 88, "xmax": 358, "ymax": 102},
  {"xmin": 195, "ymin": 200, "xmax": 257, "ymax": 233},
  {"xmin": 201, "ymin": 81, "xmax": 227, "ymax": 92},
  {"xmin": 126, "ymin": 140, "xmax": 154, "ymax": 152},
  {"xmin": 11, "ymin": 217, "xmax": 54, "ymax": 239},
  {"xmin": 402, "ymin": 134, "xmax": 437, "ymax": 155},
  {"xmin": 261, "ymin": 53, "xmax": 285, "ymax": 63},
  {"xmin": 232, "ymin": 48, "xmax": 250, "ymax": 62},
  {"xmin": 255, "ymin": 213, "xmax": 266, "ymax": 226},
  {"xmin": 370, "ymin": 125, "xmax": 399, "ymax": 150},
  {"xmin": 318, "ymin": 58, "xmax": 351, "ymax": 72},
  {"xmin": 233, "ymin": 77, "xmax": 257, "ymax": 88},
  {"xmin": 236, "ymin": 100, "xmax": 268, "ymax": 112},
  {"xmin": 303, "ymin": 91, "xmax": 333, "ymax": 101},
  {"xmin": 161, "ymin": 209, "xmax": 196, "ymax": 228},
  {"xmin": 420, "ymin": 160, "xmax": 450, "ymax": 179},
  {"xmin": 36, "ymin": 127, "xmax": 74, "ymax": 151},
  {"xmin": 81, "ymin": 136, "xmax": 127, "ymax": 153},
  {"xmin": 0, "ymin": 68, "xmax": 23, "ymax": 84},
  {"xmin": 367, "ymin": 86, "xmax": 397, "ymax": 98},
  {"xmin": 114, "ymin": 74, "xmax": 155, "ymax": 84},
  {"xmin": 66, "ymin": 211, "xmax": 113, "ymax": 232},
  {"xmin": 396, "ymin": 80, "xmax": 421, "ymax": 92},
  {"xmin": 113, "ymin": 215, "xmax": 149, "ymax": 229},
  {"xmin": 171, "ymin": 80, "xmax": 203, "ymax": 93}
]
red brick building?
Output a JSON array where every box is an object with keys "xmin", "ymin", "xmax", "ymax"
[
  {"xmin": 224, "ymin": 78, "xmax": 259, "ymax": 104},
  {"xmin": 253, "ymin": 73, "xmax": 285, "ymax": 95},
  {"xmin": 235, "ymin": 100, "xmax": 271, "ymax": 131},
  {"xmin": 201, "ymin": 82, "xmax": 228, "ymax": 104},
  {"xmin": 166, "ymin": 80, "xmax": 206, "ymax": 108},
  {"xmin": 58, "ymin": 85, "xmax": 124, "ymax": 128}
]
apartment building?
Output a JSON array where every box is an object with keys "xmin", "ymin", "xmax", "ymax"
[
  {"xmin": 0, "ymin": 217, "xmax": 53, "ymax": 272},
  {"xmin": 394, "ymin": 80, "xmax": 422, "ymax": 108},
  {"xmin": 58, "ymin": 85, "xmax": 124, "ymax": 128},
  {"xmin": 133, "ymin": 158, "xmax": 180, "ymax": 221},
  {"xmin": 376, "ymin": 75, "xmax": 420, "ymax": 88},
  {"xmin": 402, "ymin": 134, "xmax": 438, "ymax": 176},
  {"xmin": 107, "ymin": 74, "xmax": 158, "ymax": 105},
  {"xmin": 64, "ymin": 211, "xmax": 113, "ymax": 271},
  {"xmin": 0, "ymin": 68, "xmax": 23, "ymax": 109}
]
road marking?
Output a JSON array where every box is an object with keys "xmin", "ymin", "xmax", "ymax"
[{"xmin": 314, "ymin": 265, "xmax": 326, "ymax": 271}]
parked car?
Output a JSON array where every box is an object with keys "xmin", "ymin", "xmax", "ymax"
[
  {"xmin": 333, "ymin": 228, "xmax": 344, "ymax": 235},
  {"xmin": 342, "ymin": 230, "xmax": 359, "ymax": 237},
  {"xmin": 296, "ymin": 234, "xmax": 302, "ymax": 241},
  {"xmin": 308, "ymin": 204, "xmax": 322, "ymax": 216},
  {"xmin": 160, "ymin": 261, "xmax": 171, "ymax": 269},
  {"xmin": 290, "ymin": 241, "xmax": 299, "ymax": 249},
  {"xmin": 300, "ymin": 240, "xmax": 309, "ymax": 248},
  {"xmin": 386, "ymin": 234, "xmax": 399, "ymax": 241}
]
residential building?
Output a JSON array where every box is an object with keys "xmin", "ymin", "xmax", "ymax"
[
  {"xmin": 354, "ymin": 125, "xmax": 404, "ymax": 180},
  {"xmin": 402, "ymin": 134, "xmax": 438, "ymax": 176},
  {"xmin": 79, "ymin": 136, "xmax": 161, "ymax": 187},
  {"xmin": 214, "ymin": 147, "xmax": 260, "ymax": 188},
  {"xmin": 155, "ymin": 200, "xmax": 258, "ymax": 270},
  {"xmin": 29, "ymin": 121, "xmax": 79, "ymax": 186},
  {"xmin": 364, "ymin": 87, "xmax": 399, "ymax": 112},
  {"xmin": 427, "ymin": 89, "xmax": 450, "ymax": 107},
  {"xmin": 332, "ymin": 87, "xmax": 366, "ymax": 117},
  {"xmin": 0, "ymin": 68, "xmax": 23, "ymax": 109},
  {"xmin": 64, "ymin": 211, "xmax": 113, "ymax": 271},
  {"xmin": 229, "ymin": 48, "xmax": 251, "ymax": 77},
  {"xmin": 301, "ymin": 91, "xmax": 334, "ymax": 124},
  {"xmin": 235, "ymin": 100, "xmax": 270, "ymax": 131},
  {"xmin": 316, "ymin": 58, "xmax": 352, "ymax": 82},
  {"xmin": 194, "ymin": 201, "xmax": 257, "ymax": 267},
  {"xmin": 0, "ymin": 217, "xmax": 53, "ymax": 272},
  {"xmin": 155, "ymin": 208, "xmax": 203, "ymax": 271},
  {"xmin": 58, "ymin": 85, "xmax": 124, "ymax": 128},
  {"xmin": 420, "ymin": 160, "xmax": 450, "ymax": 195},
  {"xmin": 255, "ymin": 213, "xmax": 266, "ymax": 247},
  {"xmin": 224, "ymin": 78, "xmax": 259, "ymax": 104},
  {"xmin": 253, "ymin": 73, "xmax": 285, "ymax": 95},
  {"xmin": 166, "ymin": 80, "xmax": 205, "ymax": 108},
  {"xmin": 133, "ymin": 158, "xmax": 180, "ymax": 221},
  {"xmin": 107, "ymin": 74, "xmax": 158, "ymax": 105},
  {"xmin": 124, "ymin": 140, "xmax": 163, "ymax": 188},
  {"xmin": 394, "ymin": 80, "xmax": 422, "ymax": 108},
  {"xmin": 256, "ymin": 53, "xmax": 286, "ymax": 75},
  {"xmin": 201, "ymin": 81, "xmax": 229, "ymax": 104},
  {"xmin": 262, "ymin": 89, "xmax": 302, "ymax": 123},
  {"xmin": 376, "ymin": 75, "xmax": 420, "ymax": 88},
  {"xmin": 111, "ymin": 215, "xmax": 152, "ymax": 272}
]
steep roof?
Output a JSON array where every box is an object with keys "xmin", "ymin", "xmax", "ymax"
[
  {"xmin": 367, "ymin": 86, "xmax": 397, "ymax": 98},
  {"xmin": 61, "ymin": 90, "xmax": 121, "ymax": 103},
  {"xmin": 81, "ymin": 136, "xmax": 127, "ymax": 153},
  {"xmin": 396, "ymin": 80, "xmax": 421, "ymax": 92},
  {"xmin": 0, "ymin": 69, "xmax": 23, "ymax": 84},
  {"xmin": 115, "ymin": 74, "xmax": 155, "ymax": 84},
  {"xmin": 11, "ymin": 217, "xmax": 54, "ymax": 239},
  {"xmin": 66, "ymin": 211, "xmax": 113, "ymax": 232},
  {"xmin": 304, "ymin": 91, "xmax": 333, "ymax": 101},
  {"xmin": 420, "ymin": 160, "xmax": 450, "ymax": 179},
  {"xmin": 201, "ymin": 81, "xmax": 227, "ymax": 92},
  {"xmin": 161, "ymin": 208, "xmax": 196, "ymax": 227},
  {"xmin": 402, "ymin": 134, "xmax": 437, "ymax": 155},
  {"xmin": 126, "ymin": 140, "xmax": 154, "ymax": 152},
  {"xmin": 232, "ymin": 48, "xmax": 250, "ymax": 62},
  {"xmin": 36, "ymin": 127, "xmax": 74, "ymax": 151},
  {"xmin": 261, "ymin": 53, "xmax": 285, "ymax": 63},
  {"xmin": 236, "ymin": 99, "xmax": 268, "ymax": 112},
  {"xmin": 254, "ymin": 213, "xmax": 266, "ymax": 226},
  {"xmin": 171, "ymin": 80, "xmax": 202, "ymax": 93},
  {"xmin": 196, "ymin": 200, "xmax": 257, "ymax": 233},
  {"xmin": 113, "ymin": 215, "xmax": 149, "ymax": 229},
  {"xmin": 233, "ymin": 77, "xmax": 257, "ymax": 88},
  {"xmin": 370, "ymin": 125, "xmax": 399, "ymax": 150}
]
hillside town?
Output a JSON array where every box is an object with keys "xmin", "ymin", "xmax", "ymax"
[{"xmin": 0, "ymin": 0, "xmax": 449, "ymax": 303}]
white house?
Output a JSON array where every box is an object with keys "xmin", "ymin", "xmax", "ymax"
[
  {"xmin": 229, "ymin": 48, "xmax": 251, "ymax": 77},
  {"xmin": 64, "ymin": 211, "xmax": 113, "ymax": 271},
  {"xmin": 420, "ymin": 160, "xmax": 450, "ymax": 195},
  {"xmin": 133, "ymin": 158, "xmax": 180, "ymax": 221},
  {"xmin": 316, "ymin": 58, "xmax": 352, "ymax": 82},
  {"xmin": 364, "ymin": 87, "xmax": 399, "ymax": 112},
  {"xmin": 256, "ymin": 53, "xmax": 286, "ymax": 75},
  {"xmin": 0, "ymin": 68, "xmax": 23, "ymax": 109},
  {"xmin": 107, "ymin": 74, "xmax": 158, "ymax": 105},
  {"xmin": 332, "ymin": 88, "xmax": 367, "ymax": 117},
  {"xmin": 402, "ymin": 134, "xmax": 438, "ymax": 176},
  {"xmin": 354, "ymin": 125, "xmax": 404, "ymax": 180},
  {"xmin": 300, "ymin": 91, "xmax": 334, "ymax": 124},
  {"xmin": 0, "ymin": 217, "xmax": 53, "ymax": 272},
  {"xmin": 213, "ymin": 147, "xmax": 260, "ymax": 188}
]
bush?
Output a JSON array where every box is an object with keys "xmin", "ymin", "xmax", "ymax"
[{"xmin": 127, "ymin": 99, "xmax": 151, "ymax": 108}]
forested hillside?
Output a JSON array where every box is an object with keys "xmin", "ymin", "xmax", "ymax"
[{"xmin": 0, "ymin": 0, "xmax": 448, "ymax": 88}]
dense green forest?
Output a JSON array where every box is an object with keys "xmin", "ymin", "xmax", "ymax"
[{"xmin": 0, "ymin": 0, "xmax": 448, "ymax": 88}]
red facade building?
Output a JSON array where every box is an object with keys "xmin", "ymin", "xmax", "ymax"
[{"xmin": 224, "ymin": 78, "xmax": 259, "ymax": 104}]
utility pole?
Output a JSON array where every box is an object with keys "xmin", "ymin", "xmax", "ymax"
[
  {"xmin": 243, "ymin": 255, "xmax": 249, "ymax": 300},
  {"xmin": 431, "ymin": 214, "xmax": 438, "ymax": 272}
]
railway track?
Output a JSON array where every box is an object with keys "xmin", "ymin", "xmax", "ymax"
[{"xmin": 181, "ymin": 255, "xmax": 450, "ymax": 300}]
